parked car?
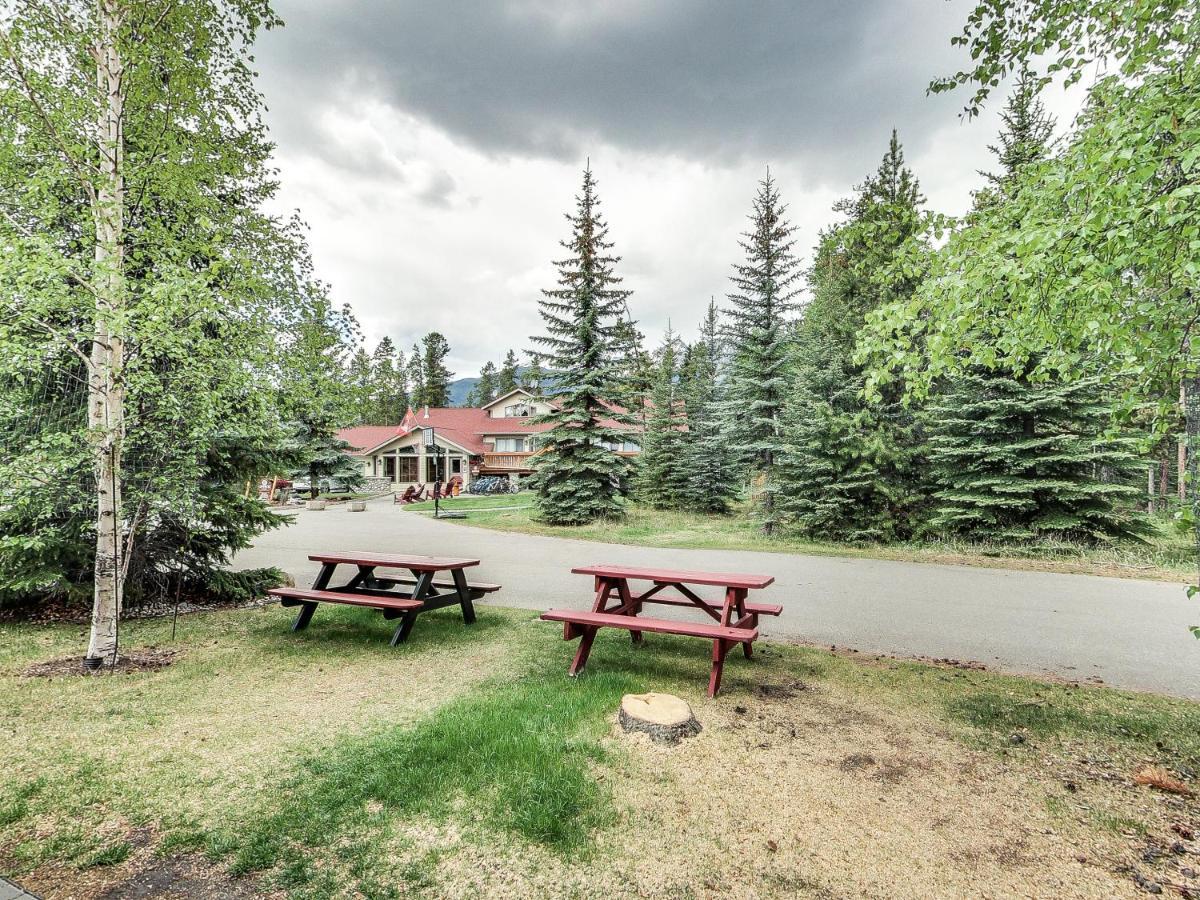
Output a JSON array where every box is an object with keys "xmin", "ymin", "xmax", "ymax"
[{"xmin": 291, "ymin": 477, "xmax": 351, "ymax": 496}]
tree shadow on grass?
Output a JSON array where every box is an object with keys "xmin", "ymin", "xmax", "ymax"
[{"xmin": 243, "ymin": 604, "xmax": 512, "ymax": 658}]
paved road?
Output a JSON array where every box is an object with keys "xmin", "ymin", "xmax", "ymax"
[{"xmin": 232, "ymin": 499, "xmax": 1200, "ymax": 699}]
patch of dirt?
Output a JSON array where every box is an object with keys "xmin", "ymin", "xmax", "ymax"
[
  {"xmin": 755, "ymin": 680, "xmax": 808, "ymax": 699},
  {"xmin": 21, "ymin": 647, "xmax": 179, "ymax": 679},
  {"xmin": 21, "ymin": 853, "xmax": 272, "ymax": 900}
]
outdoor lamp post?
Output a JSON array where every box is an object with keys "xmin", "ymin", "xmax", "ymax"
[{"xmin": 421, "ymin": 426, "xmax": 440, "ymax": 518}]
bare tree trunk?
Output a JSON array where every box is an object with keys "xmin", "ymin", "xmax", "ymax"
[
  {"xmin": 86, "ymin": 0, "xmax": 126, "ymax": 664},
  {"xmin": 1180, "ymin": 380, "xmax": 1188, "ymax": 505}
]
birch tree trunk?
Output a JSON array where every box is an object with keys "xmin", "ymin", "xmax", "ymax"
[{"xmin": 86, "ymin": 0, "xmax": 127, "ymax": 664}]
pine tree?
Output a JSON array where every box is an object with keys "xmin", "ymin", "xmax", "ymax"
[
  {"xmin": 406, "ymin": 344, "xmax": 425, "ymax": 407},
  {"xmin": 522, "ymin": 357, "xmax": 545, "ymax": 393},
  {"xmin": 926, "ymin": 373, "xmax": 1146, "ymax": 541},
  {"xmin": 346, "ymin": 348, "xmax": 374, "ymax": 424},
  {"xmin": 923, "ymin": 79, "xmax": 1145, "ymax": 542},
  {"xmin": 369, "ymin": 337, "xmax": 407, "ymax": 423},
  {"xmin": 979, "ymin": 67, "xmax": 1056, "ymax": 201},
  {"xmin": 635, "ymin": 327, "xmax": 687, "ymax": 506},
  {"xmin": 420, "ymin": 332, "xmax": 454, "ymax": 407},
  {"xmin": 613, "ymin": 314, "xmax": 653, "ymax": 427},
  {"xmin": 680, "ymin": 299, "xmax": 738, "ymax": 514},
  {"xmin": 497, "ymin": 349, "xmax": 521, "ymax": 396},
  {"xmin": 779, "ymin": 133, "xmax": 930, "ymax": 541},
  {"xmin": 468, "ymin": 361, "xmax": 499, "ymax": 406},
  {"xmin": 528, "ymin": 166, "xmax": 636, "ymax": 525},
  {"xmin": 722, "ymin": 169, "xmax": 801, "ymax": 534}
]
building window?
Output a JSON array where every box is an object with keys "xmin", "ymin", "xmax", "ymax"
[
  {"xmin": 503, "ymin": 403, "xmax": 532, "ymax": 417},
  {"xmin": 398, "ymin": 457, "xmax": 418, "ymax": 482},
  {"xmin": 383, "ymin": 456, "xmax": 396, "ymax": 479},
  {"xmin": 494, "ymin": 437, "xmax": 526, "ymax": 452}
]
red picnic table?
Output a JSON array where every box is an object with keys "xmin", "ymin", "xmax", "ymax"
[
  {"xmin": 268, "ymin": 552, "xmax": 500, "ymax": 646},
  {"xmin": 541, "ymin": 564, "xmax": 781, "ymax": 696}
]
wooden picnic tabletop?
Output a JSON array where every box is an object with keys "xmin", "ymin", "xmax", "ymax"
[
  {"xmin": 309, "ymin": 552, "xmax": 480, "ymax": 571},
  {"xmin": 570, "ymin": 564, "xmax": 774, "ymax": 590}
]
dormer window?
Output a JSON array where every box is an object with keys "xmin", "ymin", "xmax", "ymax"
[{"xmin": 504, "ymin": 403, "xmax": 532, "ymax": 417}]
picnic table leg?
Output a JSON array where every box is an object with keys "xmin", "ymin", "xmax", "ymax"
[
  {"xmin": 730, "ymin": 587, "xmax": 754, "ymax": 659},
  {"xmin": 708, "ymin": 638, "xmax": 730, "ymax": 697},
  {"xmin": 390, "ymin": 570, "xmax": 433, "ymax": 646},
  {"xmin": 569, "ymin": 627, "xmax": 598, "ymax": 676},
  {"xmin": 567, "ymin": 577, "xmax": 614, "ymax": 675},
  {"xmin": 290, "ymin": 563, "xmax": 335, "ymax": 631},
  {"xmin": 450, "ymin": 567, "xmax": 477, "ymax": 625},
  {"xmin": 291, "ymin": 601, "xmax": 318, "ymax": 632},
  {"xmin": 616, "ymin": 578, "xmax": 642, "ymax": 644}
]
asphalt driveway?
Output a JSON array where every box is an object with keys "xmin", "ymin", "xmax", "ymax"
[{"xmin": 231, "ymin": 499, "xmax": 1200, "ymax": 699}]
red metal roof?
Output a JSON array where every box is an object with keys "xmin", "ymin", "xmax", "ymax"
[{"xmin": 338, "ymin": 404, "xmax": 636, "ymax": 456}]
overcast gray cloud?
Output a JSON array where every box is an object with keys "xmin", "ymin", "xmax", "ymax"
[
  {"xmin": 258, "ymin": 0, "xmax": 973, "ymax": 185},
  {"xmin": 251, "ymin": 2, "xmax": 1084, "ymax": 377}
]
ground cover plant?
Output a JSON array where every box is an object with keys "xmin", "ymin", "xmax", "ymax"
[{"xmin": 3, "ymin": 602, "xmax": 1200, "ymax": 898}]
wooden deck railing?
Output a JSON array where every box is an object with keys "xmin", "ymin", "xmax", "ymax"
[{"xmin": 482, "ymin": 451, "xmax": 535, "ymax": 470}]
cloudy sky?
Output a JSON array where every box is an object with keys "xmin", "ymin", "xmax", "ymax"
[{"xmin": 253, "ymin": 1, "xmax": 1083, "ymax": 377}]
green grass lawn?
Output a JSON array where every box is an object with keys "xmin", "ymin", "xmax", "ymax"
[
  {"xmin": 3, "ymin": 602, "xmax": 1199, "ymax": 897},
  {"xmin": 422, "ymin": 500, "xmax": 1194, "ymax": 582}
]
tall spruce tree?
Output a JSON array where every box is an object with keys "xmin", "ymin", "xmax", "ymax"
[
  {"xmin": 779, "ymin": 132, "xmax": 930, "ymax": 542},
  {"xmin": 346, "ymin": 348, "xmax": 374, "ymax": 424},
  {"xmin": 420, "ymin": 332, "xmax": 454, "ymax": 407},
  {"xmin": 680, "ymin": 299, "xmax": 738, "ymax": 513},
  {"xmin": 923, "ymin": 78, "xmax": 1146, "ymax": 542},
  {"xmin": 635, "ymin": 327, "xmax": 687, "ymax": 506},
  {"xmin": 722, "ymin": 170, "xmax": 801, "ymax": 534},
  {"xmin": 497, "ymin": 350, "xmax": 521, "ymax": 396},
  {"xmin": 528, "ymin": 166, "xmax": 635, "ymax": 524},
  {"xmin": 468, "ymin": 361, "xmax": 499, "ymax": 406},
  {"xmin": 406, "ymin": 343, "xmax": 425, "ymax": 408},
  {"xmin": 925, "ymin": 372, "xmax": 1146, "ymax": 541},
  {"xmin": 370, "ymin": 337, "xmax": 407, "ymax": 423},
  {"xmin": 980, "ymin": 67, "xmax": 1056, "ymax": 200}
]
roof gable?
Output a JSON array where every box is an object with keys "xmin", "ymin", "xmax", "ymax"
[{"xmin": 481, "ymin": 387, "xmax": 533, "ymax": 413}]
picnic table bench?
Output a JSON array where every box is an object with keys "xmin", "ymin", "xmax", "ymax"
[
  {"xmin": 541, "ymin": 564, "xmax": 780, "ymax": 697},
  {"xmin": 268, "ymin": 552, "xmax": 500, "ymax": 646}
]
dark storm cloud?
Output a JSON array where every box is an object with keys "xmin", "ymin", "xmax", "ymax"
[{"xmin": 255, "ymin": 0, "xmax": 974, "ymax": 185}]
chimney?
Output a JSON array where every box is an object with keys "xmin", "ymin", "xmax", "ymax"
[{"xmin": 423, "ymin": 405, "xmax": 429, "ymax": 418}]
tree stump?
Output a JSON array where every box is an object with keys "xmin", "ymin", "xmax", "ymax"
[{"xmin": 618, "ymin": 692, "xmax": 701, "ymax": 745}]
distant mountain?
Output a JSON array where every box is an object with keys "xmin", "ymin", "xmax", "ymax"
[
  {"xmin": 447, "ymin": 366, "xmax": 532, "ymax": 406},
  {"xmin": 448, "ymin": 377, "xmax": 478, "ymax": 407}
]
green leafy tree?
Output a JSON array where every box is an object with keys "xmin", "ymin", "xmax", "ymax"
[
  {"xmin": 497, "ymin": 349, "xmax": 521, "ymax": 396},
  {"xmin": 862, "ymin": 1, "xmax": 1200, "ymax": 624},
  {"xmin": 722, "ymin": 169, "xmax": 801, "ymax": 534},
  {"xmin": 0, "ymin": 0, "xmax": 330, "ymax": 659},
  {"xmin": 780, "ymin": 134, "xmax": 930, "ymax": 541},
  {"xmin": 635, "ymin": 327, "xmax": 687, "ymax": 506},
  {"xmin": 679, "ymin": 300, "xmax": 738, "ymax": 514},
  {"xmin": 916, "ymin": 76, "xmax": 1145, "ymax": 543},
  {"xmin": 528, "ymin": 166, "xmax": 635, "ymax": 525}
]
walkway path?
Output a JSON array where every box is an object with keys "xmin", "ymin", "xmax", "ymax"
[{"xmin": 232, "ymin": 501, "xmax": 1200, "ymax": 699}]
